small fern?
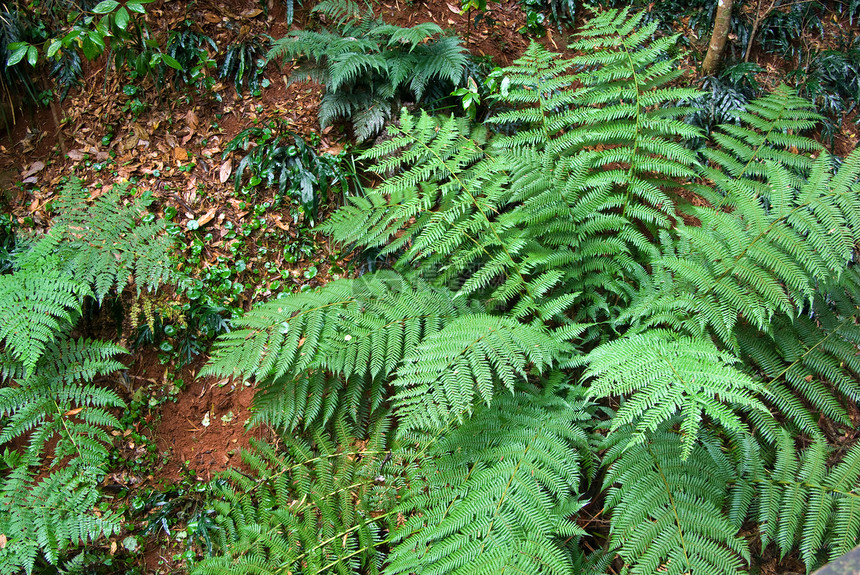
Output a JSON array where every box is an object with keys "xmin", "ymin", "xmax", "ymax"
[{"xmin": 267, "ymin": 0, "xmax": 467, "ymax": 140}]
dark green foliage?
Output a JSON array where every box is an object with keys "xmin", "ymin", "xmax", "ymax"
[
  {"xmin": 223, "ymin": 122, "xmax": 348, "ymax": 222},
  {"xmin": 756, "ymin": 2, "xmax": 823, "ymax": 59},
  {"xmin": 798, "ymin": 43, "xmax": 860, "ymax": 147},
  {"xmin": 688, "ymin": 62, "xmax": 763, "ymax": 136},
  {"xmin": 267, "ymin": 0, "xmax": 467, "ymax": 141},
  {"xmin": 201, "ymin": 9, "xmax": 860, "ymax": 575},
  {"xmin": 0, "ymin": 3, "xmax": 39, "ymax": 126},
  {"xmin": 219, "ymin": 34, "xmax": 269, "ymax": 94},
  {"xmin": 166, "ymin": 23, "xmax": 218, "ymax": 92}
]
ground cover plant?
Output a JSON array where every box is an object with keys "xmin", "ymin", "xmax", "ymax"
[{"xmin": 1, "ymin": 0, "xmax": 860, "ymax": 573}]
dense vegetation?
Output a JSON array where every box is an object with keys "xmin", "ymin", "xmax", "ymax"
[{"xmin": 1, "ymin": 0, "xmax": 860, "ymax": 574}]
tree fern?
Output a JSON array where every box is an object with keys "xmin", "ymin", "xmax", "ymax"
[{"xmin": 199, "ymin": 8, "xmax": 860, "ymax": 575}]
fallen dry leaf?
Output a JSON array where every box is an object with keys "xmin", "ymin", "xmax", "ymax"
[
  {"xmin": 66, "ymin": 149, "xmax": 85, "ymax": 161},
  {"xmin": 220, "ymin": 158, "xmax": 233, "ymax": 183},
  {"xmin": 186, "ymin": 109, "xmax": 199, "ymax": 133},
  {"xmin": 174, "ymin": 147, "xmax": 189, "ymax": 162},
  {"xmin": 21, "ymin": 161, "xmax": 45, "ymax": 178},
  {"xmin": 197, "ymin": 208, "xmax": 218, "ymax": 226}
]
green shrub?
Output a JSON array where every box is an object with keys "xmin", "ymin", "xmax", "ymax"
[{"xmin": 0, "ymin": 178, "xmax": 178, "ymax": 573}]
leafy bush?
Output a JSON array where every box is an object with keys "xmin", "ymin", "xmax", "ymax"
[
  {"xmin": 223, "ymin": 122, "xmax": 350, "ymax": 223},
  {"xmin": 267, "ymin": 0, "xmax": 468, "ymax": 141},
  {"xmin": 796, "ymin": 42, "xmax": 860, "ymax": 147},
  {"xmin": 200, "ymin": 8, "xmax": 860, "ymax": 575},
  {"xmin": 166, "ymin": 23, "xmax": 218, "ymax": 95},
  {"xmin": 687, "ymin": 61, "xmax": 763, "ymax": 137}
]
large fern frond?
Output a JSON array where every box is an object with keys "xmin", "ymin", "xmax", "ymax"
[
  {"xmin": 585, "ymin": 329, "xmax": 769, "ymax": 458},
  {"xmin": 387, "ymin": 388, "xmax": 590, "ymax": 575},
  {"xmin": 601, "ymin": 430, "xmax": 750, "ymax": 575},
  {"xmin": 393, "ymin": 315, "xmax": 564, "ymax": 434}
]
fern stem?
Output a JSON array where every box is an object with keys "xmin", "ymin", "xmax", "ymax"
[
  {"xmin": 647, "ymin": 442, "xmax": 694, "ymax": 570},
  {"xmin": 276, "ymin": 508, "xmax": 400, "ymax": 573},
  {"xmin": 618, "ymin": 28, "xmax": 644, "ymax": 222}
]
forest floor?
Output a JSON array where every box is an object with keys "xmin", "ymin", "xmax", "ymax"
[{"xmin": 1, "ymin": 0, "xmax": 858, "ymax": 572}]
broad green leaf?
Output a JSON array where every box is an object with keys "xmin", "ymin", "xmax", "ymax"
[
  {"xmin": 27, "ymin": 45, "xmax": 38, "ymax": 67},
  {"xmin": 81, "ymin": 36, "xmax": 99, "ymax": 60},
  {"xmin": 7, "ymin": 44, "xmax": 27, "ymax": 66},
  {"xmin": 47, "ymin": 39, "xmax": 62, "ymax": 58},
  {"xmin": 91, "ymin": 0, "xmax": 119, "ymax": 13},
  {"xmin": 126, "ymin": 0, "xmax": 152, "ymax": 14},
  {"xmin": 161, "ymin": 53, "xmax": 183, "ymax": 70},
  {"xmin": 88, "ymin": 29, "xmax": 106, "ymax": 51},
  {"xmin": 114, "ymin": 6, "xmax": 129, "ymax": 30}
]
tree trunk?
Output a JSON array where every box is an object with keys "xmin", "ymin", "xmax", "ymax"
[{"xmin": 702, "ymin": 0, "xmax": 733, "ymax": 76}]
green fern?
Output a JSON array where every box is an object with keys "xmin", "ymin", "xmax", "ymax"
[
  {"xmin": 0, "ymin": 265, "xmax": 89, "ymax": 378},
  {"xmin": 268, "ymin": 0, "xmax": 467, "ymax": 141},
  {"xmin": 0, "ymin": 177, "xmax": 177, "ymax": 571},
  {"xmin": 194, "ymin": 416, "xmax": 400, "ymax": 575},
  {"xmin": 585, "ymin": 330, "xmax": 769, "ymax": 459},
  {"xmin": 393, "ymin": 315, "xmax": 564, "ymax": 434},
  {"xmin": 204, "ymin": 272, "xmax": 477, "ymax": 429},
  {"xmin": 50, "ymin": 177, "xmax": 177, "ymax": 301},
  {"xmin": 0, "ymin": 337, "xmax": 125, "ymax": 574},
  {"xmin": 753, "ymin": 432, "xmax": 860, "ymax": 571},
  {"xmin": 0, "ymin": 466, "xmax": 122, "ymax": 575},
  {"xmin": 199, "ymin": 7, "xmax": 860, "ymax": 575},
  {"xmin": 386, "ymin": 387, "xmax": 590, "ymax": 575},
  {"xmin": 602, "ymin": 430, "xmax": 750, "ymax": 575}
]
